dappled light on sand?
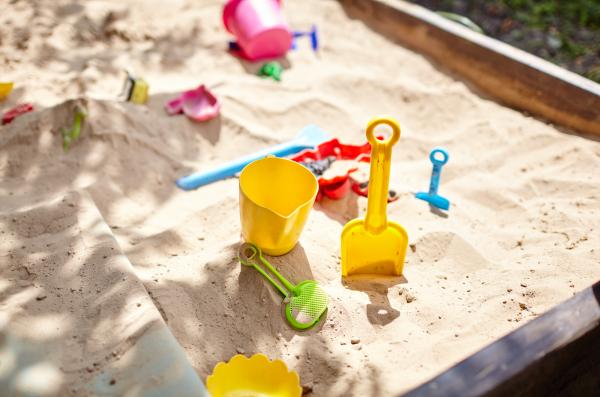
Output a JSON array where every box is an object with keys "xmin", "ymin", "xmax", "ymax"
[{"xmin": 1, "ymin": 0, "xmax": 600, "ymax": 396}]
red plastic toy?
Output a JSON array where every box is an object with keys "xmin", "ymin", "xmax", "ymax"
[
  {"xmin": 290, "ymin": 138, "xmax": 371, "ymax": 200},
  {"xmin": 351, "ymin": 178, "xmax": 398, "ymax": 203},
  {"xmin": 2, "ymin": 103, "xmax": 34, "ymax": 125},
  {"xmin": 290, "ymin": 136, "xmax": 399, "ymax": 202}
]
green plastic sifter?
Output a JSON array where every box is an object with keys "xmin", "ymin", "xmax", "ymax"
[{"xmin": 238, "ymin": 242, "xmax": 328, "ymax": 330}]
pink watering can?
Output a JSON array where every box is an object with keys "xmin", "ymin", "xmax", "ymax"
[{"xmin": 223, "ymin": 0, "xmax": 292, "ymax": 61}]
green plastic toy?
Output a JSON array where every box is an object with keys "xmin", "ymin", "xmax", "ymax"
[
  {"xmin": 258, "ymin": 61, "xmax": 283, "ymax": 81},
  {"xmin": 238, "ymin": 243, "xmax": 328, "ymax": 330},
  {"xmin": 436, "ymin": 11, "xmax": 484, "ymax": 34},
  {"xmin": 62, "ymin": 105, "xmax": 86, "ymax": 151}
]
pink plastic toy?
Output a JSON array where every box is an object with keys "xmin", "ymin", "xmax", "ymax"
[
  {"xmin": 165, "ymin": 85, "xmax": 220, "ymax": 122},
  {"xmin": 223, "ymin": 0, "xmax": 292, "ymax": 61}
]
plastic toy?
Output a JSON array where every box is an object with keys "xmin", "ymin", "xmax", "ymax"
[
  {"xmin": 291, "ymin": 25, "xmax": 319, "ymax": 52},
  {"xmin": 122, "ymin": 72, "xmax": 148, "ymax": 104},
  {"xmin": 165, "ymin": 85, "xmax": 220, "ymax": 122},
  {"xmin": 290, "ymin": 137, "xmax": 371, "ymax": 200},
  {"xmin": 352, "ymin": 180, "xmax": 398, "ymax": 203},
  {"xmin": 230, "ymin": 24, "xmax": 319, "ymax": 55},
  {"xmin": 239, "ymin": 157, "xmax": 318, "ymax": 256},
  {"xmin": 227, "ymin": 41, "xmax": 242, "ymax": 52},
  {"xmin": 437, "ymin": 11, "xmax": 484, "ymax": 34},
  {"xmin": 238, "ymin": 243, "xmax": 328, "ymax": 329},
  {"xmin": 416, "ymin": 147, "xmax": 450, "ymax": 210},
  {"xmin": 62, "ymin": 105, "xmax": 86, "ymax": 151},
  {"xmin": 258, "ymin": 61, "xmax": 283, "ymax": 81},
  {"xmin": 2, "ymin": 103, "xmax": 34, "ymax": 125},
  {"xmin": 176, "ymin": 125, "xmax": 329, "ymax": 190},
  {"xmin": 207, "ymin": 354, "xmax": 301, "ymax": 397},
  {"xmin": 223, "ymin": 0, "xmax": 292, "ymax": 61},
  {"xmin": 341, "ymin": 117, "xmax": 409, "ymax": 277},
  {"xmin": 299, "ymin": 155, "xmax": 336, "ymax": 177},
  {"xmin": 0, "ymin": 82, "xmax": 14, "ymax": 100}
]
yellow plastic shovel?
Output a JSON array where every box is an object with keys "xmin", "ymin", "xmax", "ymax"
[{"xmin": 341, "ymin": 116, "xmax": 408, "ymax": 277}]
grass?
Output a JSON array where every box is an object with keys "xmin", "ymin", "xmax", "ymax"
[{"xmin": 410, "ymin": 0, "xmax": 600, "ymax": 83}]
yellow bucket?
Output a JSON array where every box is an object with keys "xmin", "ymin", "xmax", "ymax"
[{"xmin": 239, "ymin": 157, "xmax": 318, "ymax": 256}]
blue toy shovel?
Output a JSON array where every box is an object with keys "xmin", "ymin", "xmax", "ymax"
[
  {"xmin": 416, "ymin": 148, "xmax": 450, "ymax": 210},
  {"xmin": 176, "ymin": 125, "xmax": 329, "ymax": 190}
]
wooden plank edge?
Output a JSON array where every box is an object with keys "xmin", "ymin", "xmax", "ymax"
[
  {"xmin": 400, "ymin": 281, "xmax": 600, "ymax": 396},
  {"xmin": 338, "ymin": 0, "xmax": 600, "ymax": 138}
]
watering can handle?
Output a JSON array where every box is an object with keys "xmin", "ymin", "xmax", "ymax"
[{"xmin": 364, "ymin": 117, "xmax": 401, "ymax": 234}]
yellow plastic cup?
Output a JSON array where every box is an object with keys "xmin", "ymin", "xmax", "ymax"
[{"xmin": 239, "ymin": 157, "xmax": 318, "ymax": 256}]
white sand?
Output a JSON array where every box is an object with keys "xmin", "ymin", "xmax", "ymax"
[{"xmin": 1, "ymin": 0, "xmax": 600, "ymax": 395}]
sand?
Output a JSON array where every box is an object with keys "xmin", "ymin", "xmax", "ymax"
[{"xmin": 1, "ymin": 0, "xmax": 600, "ymax": 396}]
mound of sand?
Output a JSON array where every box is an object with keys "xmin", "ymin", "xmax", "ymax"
[{"xmin": 1, "ymin": 0, "xmax": 599, "ymax": 396}]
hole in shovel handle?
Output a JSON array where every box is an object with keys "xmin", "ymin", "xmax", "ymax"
[
  {"xmin": 366, "ymin": 117, "xmax": 401, "ymax": 147},
  {"xmin": 238, "ymin": 242, "xmax": 259, "ymax": 266},
  {"xmin": 430, "ymin": 148, "xmax": 449, "ymax": 166}
]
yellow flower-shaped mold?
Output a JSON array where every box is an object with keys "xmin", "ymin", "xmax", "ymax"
[{"xmin": 207, "ymin": 354, "xmax": 301, "ymax": 397}]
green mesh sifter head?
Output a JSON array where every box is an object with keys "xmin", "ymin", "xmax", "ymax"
[
  {"xmin": 285, "ymin": 280, "xmax": 328, "ymax": 330},
  {"xmin": 238, "ymin": 243, "xmax": 328, "ymax": 330}
]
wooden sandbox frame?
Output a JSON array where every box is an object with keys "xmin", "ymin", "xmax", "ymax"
[
  {"xmin": 339, "ymin": 0, "xmax": 600, "ymax": 139},
  {"xmin": 338, "ymin": 0, "xmax": 600, "ymax": 395}
]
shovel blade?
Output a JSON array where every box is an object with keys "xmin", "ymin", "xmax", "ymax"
[{"xmin": 341, "ymin": 219, "xmax": 408, "ymax": 277}]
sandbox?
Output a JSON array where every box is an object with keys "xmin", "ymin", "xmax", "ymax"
[{"xmin": 1, "ymin": 0, "xmax": 599, "ymax": 396}]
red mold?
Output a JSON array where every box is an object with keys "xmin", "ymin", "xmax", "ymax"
[{"xmin": 290, "ymin": 138, "xmax": 371, "ymax": 201}]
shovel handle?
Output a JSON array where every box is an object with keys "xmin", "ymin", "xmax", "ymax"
[
  {"xmin": 238, "ymin": 243, "xmax": 296, "ymax": 296},
  {"xmin": 364, "ymin": 117, "xmax": 401, "ymax": 234},
  {"xmin": 427, "ymin": 148, "xmax": 449, "ymax": 195}
]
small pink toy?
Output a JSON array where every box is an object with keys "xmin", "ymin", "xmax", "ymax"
[
  {"xmin": 223, "ymin": 0, "xmax": 292, "ymax": 61},
  {"xmin": 165, "ymin": 85, "xmax": 220, "ymax": 122}
]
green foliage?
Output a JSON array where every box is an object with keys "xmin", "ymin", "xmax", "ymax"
[
  {"xmin": 561, "ymin": 36, "xmax": 587, "ymax": 58},
  {"xmin": 502, "ymin": 0, "xmax": 600, "ymax": 28},
  {"xmin": 411, "ymin": 0, "xmax": 600, "ymax": 81},
  {"xmin": 587, "ymin": 65, "xmax": 600, "ymax": 83},
  {"xmin": 505, "ymin": 0, "xmax": 599, "ymax": 63}
]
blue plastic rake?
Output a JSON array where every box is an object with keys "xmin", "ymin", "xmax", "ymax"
[
  {"xmin": 416, "ymin": 148, "xmax": 450, "ymax": 210},
  {"xmin": 228, "ymin": 25, "xmax": 319, "ymax": 54},
  {"xmin": 291, "ymin": 25, "xmax": 318, "ymax": 52}
]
